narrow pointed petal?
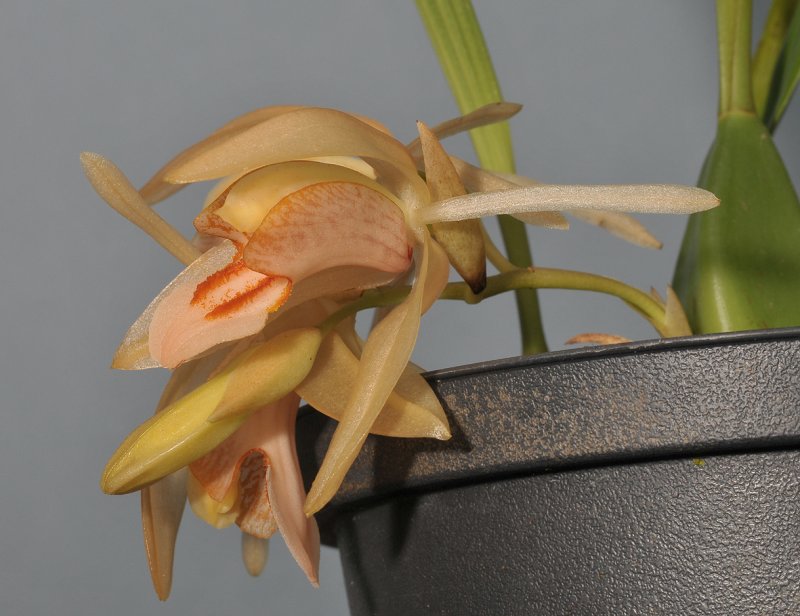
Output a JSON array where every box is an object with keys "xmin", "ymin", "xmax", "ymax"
[
  {"xmin": 406, "ymin": 102, "xmax": 523, "ymax": 160},
  {"xmin": 567, "ymin": 210, "xmax": 662, "ymax": 249},
  {"xmin": 664, "ymin": 286, "xmax": 692, "ymax": 337},
  {"xmin": 241, "ymin": 533, "xmax": 269, "ymax": 577},
  {"xmin": 419, "ymin": 184, "xmax": 720, "ymax": 224},
  {"xmin": 305, "ymin": 235, "xmax": 434, "ymax": 515},
  {"xmin": 141, "ymin": 470, "xmax": 186, "ymax": 601},
  {"xmin": 417, "ymin": 121, "xmax": 486, "ymax": 293},
  {"xmin": 243, "ymin": 182, "xmax": 411, "ymax": 281},
  {"xmin": 295, "ymin": 331, "xmax": 450, "ymax": 439},
  {"xmin": 448, "ymin": 157, "xmax": 569, "ymax": 229},
  {"xmin": 101, "ymin": 328, "xmax": 322, "ymax": 494},
  {"xmin": 81, "ymin": 153, "xmax": 201, "ymax": 265},
  {"xmin": 497, "ymin": 169, "xmax": 662, "ymax": 248},
  {"xmin": 139, "ymin": 356, "xmax": 219, "ymax": 601},
  {"xmin": 263, "ymin": 402, "xmax": 321, "ymax": 585},
  {"xmin": 139, "ymin": 106, "xmax": 302, "ymax": 205},
  {"xmin": 113, "ymin": 242, "xmax": 239, "ymax": 370}
]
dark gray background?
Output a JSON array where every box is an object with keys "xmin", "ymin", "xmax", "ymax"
[{"xmin": 1, "ymin": 1, "xmax": 796, "ymax": 614}]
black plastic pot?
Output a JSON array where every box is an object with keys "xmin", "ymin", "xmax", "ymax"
[{"xmin": 297, "ymin": 328, "xmax": 800, "ymax": 615}]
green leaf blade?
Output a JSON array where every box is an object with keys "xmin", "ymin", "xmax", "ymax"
[{"xmin": 763, "ymin": 2, "xmax": 800, "ymax": 130}]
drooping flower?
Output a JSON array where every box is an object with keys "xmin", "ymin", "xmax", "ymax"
[{"xmin": 83, "ymin": 103, "xmax": 717, "ymax": 597}]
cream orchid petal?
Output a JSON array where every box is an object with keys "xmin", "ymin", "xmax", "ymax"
[
  {"xmin": 243, "ymin": 181, "xmax": 412, "ymax": 282},
  {"xmin": 113, "ymin": 241, "xmax": 240, "ymax": 370},
  {"xmin": 567, "ymin": 209, "xmax": 663, "ymax": 249},
  {"xmin": 81, "ymin": 152, "xmax": 202, "ymax": 265},
  {"xmin": 160, "ymin": 107, "xmax": 419, "ymax": 194},
  {"xmin": 304, "ymin": 233, "xmax": 433, "ymax": 516},
  {"xmin": 139, "ymin": 106, "xmax": 303, "ymax": 205},
  {"xmin": 295, "ymin": 331, "xmax": 450, "ymax": 439},
  {"xmin": 406, "ymin": 102, "xmax": 523, "ymax": 161},
  {"xmin": 419, "ymin": 184, "xmax": 720, "ymax": 224},
  {"xmin": 448, "ymin": 157, "xmax": 569, "ymax": 229},
  {"xmin": 493, "ymin": 170, "xmax": 662, "ymax": 248},
  {"xmin": 197, "ymin": 160, "xmax": 398, "ymax": 239},
  {"xmin": 417, "ymin": 121, "xmax": 486, "ymax": 294}
]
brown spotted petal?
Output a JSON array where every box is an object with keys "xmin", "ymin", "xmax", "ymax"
[{"xmin": 243, "ymin": 181, "xmax": 412, "ymax": 282}]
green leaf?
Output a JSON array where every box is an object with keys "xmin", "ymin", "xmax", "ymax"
[
  {"xmin": 415, "ymin": 0, "xmax": 512, "ymax": 172},
  {"xmin": 751, "ymin": 0, "xmax": 799, "ymax": 118},
  {"xmin": 673, "ymin": 113, "xmax": 800, "ymax": 332},
  {"xmin": 416, "ymin": 0, "xmax": 548, "ymax": 354},
  {"xmin": 763, "ymin": 2, "xmax": 800, "ymax": 130}
]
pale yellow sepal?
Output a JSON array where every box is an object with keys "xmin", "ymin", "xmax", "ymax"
[
  {"xmin": 417, "ymin": 121, "xmax": 486, "ymax": 294},
  {"xmin": 405, "ymin": 102, "xmax": 522, "ymax": 161},
  {"xmin": 296, "ymin": 331, "xmax": 450, "ymax": 439},
  {"xmin": 304, "ymin": 234, "xmax": 434, "ymax": 515},
  {"xmin": 80, "ymin": 152, "xmax": 201, "ymax": 266},
  {"xmin": 101, "ymin": 328, "xmax": 322, "ymax": 494}
]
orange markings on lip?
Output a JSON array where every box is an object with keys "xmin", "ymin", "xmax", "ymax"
[
  {"xmin": 192, "ymin": 258, "xmax": 292, "ymax": 321},
  {"xmin": 205, "ymin": 276, "xmax": 291, "ymax": 320},
  {"xmin": 191, "ymin": 259, "xmax": 248, "ymax": 307}
]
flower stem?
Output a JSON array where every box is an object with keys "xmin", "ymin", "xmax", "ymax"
[
  {"xmin": 440, "ymin": 269, "xmax": 668, "ymax": 336},
  {"xmin": 321, "ymin": 267, "xmax": 670, "ymax": 340}
]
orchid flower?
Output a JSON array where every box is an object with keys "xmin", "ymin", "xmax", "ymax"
[{"xmin": 83, "ymin": 103, "xmax": 717, "ymax": 598}]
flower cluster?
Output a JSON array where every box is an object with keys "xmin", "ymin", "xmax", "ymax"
[{"xmin": 83, "ymin": 103, "xmax": 717, "ymax": 598}]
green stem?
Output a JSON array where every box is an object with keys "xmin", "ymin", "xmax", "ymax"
[
  {"xmin": 321, "ymin": 268, "xmax": 669, "ymax": 340},
  {"xmin": 416, "ymin": 0, "xmax": 547, "ymax": 355},
  {"xmin": 718, "ymin": 0, "xmax": 755, "ymax": 116}
]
